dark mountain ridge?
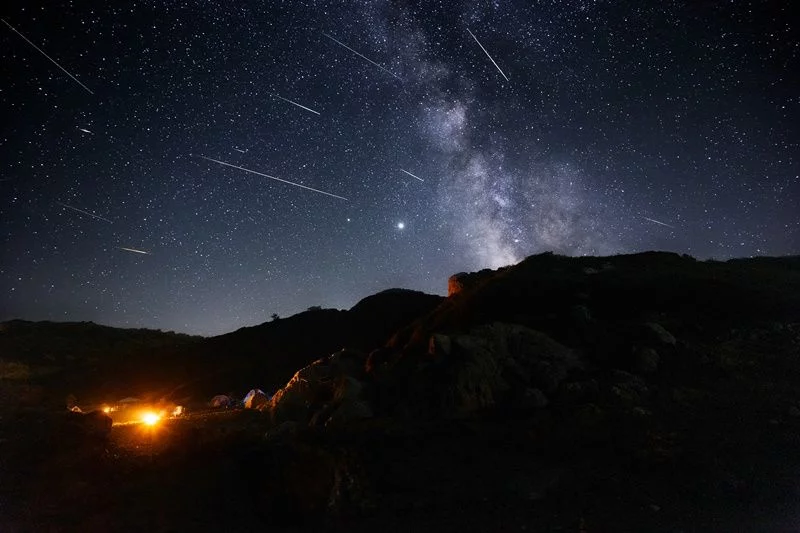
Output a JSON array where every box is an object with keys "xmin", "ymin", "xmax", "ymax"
[{"xmin": 2, "ymin": 251, "xmax": 800, "ymax": 532}]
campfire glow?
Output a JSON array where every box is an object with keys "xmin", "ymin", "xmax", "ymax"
[{"xmin": 141, "ymin": 412, "xmax": 161, "ymax": 426}]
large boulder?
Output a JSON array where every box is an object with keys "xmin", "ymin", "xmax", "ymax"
[
  {"xmin": 633, "ymin": 347, "xmax": 660, "ymax": 375},
  {"xmin": 427, "ymin": 322, "xmax": 581, "ymax": 417},
  {"xmin": 642, "ymin": 322, "xmax": 676, "ymax": 346},
  {"xmin": 269, "ymin": 350, "xmax": 369, "ymax": 426}
]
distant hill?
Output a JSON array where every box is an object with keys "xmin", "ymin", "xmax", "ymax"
[
  {"xmin": 0, "ymin": 321, "xmax": 200, "ymax": 409},
  {"xmin": 2, "ymin": 253, "xmax": 798, "ymax": 409},
  {"xmin": 389, "ymin": 252, "xmax": 800, "ymax": 353},
  {"xmin": 180, "ymin": 288, "xmax": 444, "ymax": 397},
  {"xmin": 3, "ymin": 252, "xmax": 800, "ymax": 532},
  {"xmin": 0, "ymin": 288, "xmax": 443, "ymax": 405}
]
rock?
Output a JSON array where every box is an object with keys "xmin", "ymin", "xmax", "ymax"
[
  {"xmin": 428, "ymin": 333, "xmax": 453, "ymax": 359},
  {"xmin": 325, "ymin": 399, "xmax": 373, "ymax": 427},
  {"xmin": 574, "ymin": 403, "xmax": 605, "ymax": 428},
  {"xmin": 610, "ymin": 370, "xmax": 650, "ymax": 403},
  {"xmin": 269, "ymin": 351, "xmax": 368, "ymax": 425},
  {"xmin": 447, "ymin": 269, "xmax": 495, "ymax": 296},
  {"xmin": 642, "ymin": 322, "xmax": 676, "ymax": 346},
  {"xmin": 263, "ymin": 443, "xmax": 373, "ymax": 518},
  {"xmin": 633, "ymin": 347, "xmax": 660, "ymax": 375},
  {"xmin": 327, "ymin": 451, "xmax": 374, "ymax": 515},
  {"xmin": 39, "ymin": 410, "xmax": 114, "ymax": 447},
  {"xmin": 264, "ymin": 420, "xmax": 299, "ymax": 441},
  {"xmin": 671, "ymin": 387, "xmax": 706, "ymax": 407},
  {"xmin": 327, "ymin": 349, "xmax": 367, "ymax": 379},
  {"xmin": 269, "ymin": 359, "xmax": 336, "ymax": 424},
  {"xmin": 365, "ymin": 347, "xmax": 401, "ymax": 375},
  {"xmin": 431, "ymin": 323, "xmax": 579, "ymax": 417},
  {"xmin": 520, "ymin": 388, "xmax": 549, "ymax": 409},
  {"xmin": 80, "ymin": 410, "xmax": 113, "ymax": 439},
  {"xmin": 561, "ymin": 379, "xmax": 600, "ymax": 404},
  {"xmin": 570, "ymin": 304, "xmax": 592, "ymax": 324},
  {"xmin": 448, "ymin": 272, "xmax": 469, "ymax": 296},
  {"xmin": 333, "ymin": 376, "xmax": 363, "ymax": 403}
]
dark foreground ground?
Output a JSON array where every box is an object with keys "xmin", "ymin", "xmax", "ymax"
[
  {"xmin": 3, "ymin": 339, "xmax": 800, "ymax": 533},
  {"xmin": 2, "ymin": 253, "xmax": 800, "ymax": 531}
]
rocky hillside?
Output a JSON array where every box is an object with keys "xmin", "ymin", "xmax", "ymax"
[
  {"xmin": 0, "ymin": 288, "xmax": 443, "ymax": 406},
  {"xmin": 2, "ymin": 252, "xmax": 799, "ymax": 532},
  {"xmin": 0, "ymin": 321, "xmax": 200, "ymax": 410},
  {"xmin": 256, "ymin": 251, "xmax": 800, "ymax": 530}
]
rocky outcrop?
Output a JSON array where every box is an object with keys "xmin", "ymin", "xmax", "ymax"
[
  {"xmin": 447, "ymin": 268, "xmax": 498, "ymax": 296},
  {"xmin": 268, "ymin": 350, "xmax": 372, "ymax": 427},
  {"xmin": 426, "ymin": 322, "xmax": 581, "ymax": 417}
]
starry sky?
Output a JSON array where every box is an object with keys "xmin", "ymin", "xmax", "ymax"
[{"xmin": 1, "ymin": 1, "xmax": 798, "ymax": 336}]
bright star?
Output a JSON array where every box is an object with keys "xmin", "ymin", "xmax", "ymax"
[{"xmin": 397, "ymin": 222, "xmax": 405, "ymax": 230}]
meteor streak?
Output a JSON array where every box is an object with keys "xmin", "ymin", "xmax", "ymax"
[
  {"xmin": 78, "ymin": 127, "xmax": 92, "ymax": 134},
  {"xmin": 2, "ymin": 18, "xmax": 94, "ymax": 95},
  {"xmin": 322, "ymin": 33, "xmax": 402, "ymax": 81},
  {"xmin": 233, "ymin": 148, "xmax": 246, "ymax": 153},
  {"xmin": 271, "ymin": 94, "xmax": 321, "ymax": 115},
  {"xmin": 57, "ymin": 201, "xmax": 112, "ymax": 223},
  {"xmin": 641, "ymin": 216, "xmax": 676, "ymax": 229},
  {"xmin": 400, "ymin": 169, "xmax": 424, "ymax": 182},
  {"xmin": 466, "ymin": 28, "xmax": 509, "ymax": 82},
  {"xmin": 118, "ymin": 247, "xmax": 151, "ymax": 255},
  {"xmin": 196, "ymin": 155, "xmax": 348, "ymax": 201}
]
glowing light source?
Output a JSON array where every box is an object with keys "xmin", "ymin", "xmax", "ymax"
[{"xmin": 141, "ymin": 412, "xmax": 161, "ymax": 426}]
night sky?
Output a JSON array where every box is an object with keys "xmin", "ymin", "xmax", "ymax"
[{"xmin": 1, "ymin": 1, "xmax": 798, "ymax": 335}]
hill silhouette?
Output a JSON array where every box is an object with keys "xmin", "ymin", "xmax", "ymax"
[{"xmin": 2, "ymin": 251, "xmax": 799, "ymax": 532}]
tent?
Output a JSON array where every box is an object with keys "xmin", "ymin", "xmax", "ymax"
[
  {"xmin": 210, "ymin": 395, "xmax": 232, "ymax": 408},
  {"xmin": 243, "ymin": 389, "xmax": 269, "ymax": 410}
]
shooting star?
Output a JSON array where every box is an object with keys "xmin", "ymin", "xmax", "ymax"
[
  {"xmin": 118, "ymin": 247, "xmax": 151, "ymax": 255},
  {"xmin": 77, "ymin": 127, "xmax": 92, "ymax": 134},
  {"xmin": 196, "ymin": 155, "xmax": 348, "ymax": 201},
  {"xmin": 271, "ymin": 94, "xmax": 321, "ymax": 116},
  {"xmin": 57, "ymin": 201, "xmax": 112, "ymax": 223},
  {"xmin": 322, "ymin": 32, "xmax": 402, "ymax": 81},
  {"xmin": 400, "ymin": 169, "xmax": 424, "ymax": 182},
  {"xmin": 2, "ymin": 18, "xmax": 94, "ymax": 95},
  {"xmin": 233, "ymin": 148, "xmax": 247, "ymax": 153},
  {"xmin": 641, "ymin": 216, "xmax": 676, "ymax": 229},
  {"xmin": 466, "ymin": 28, "xmax": 509, "ymax": 82}
]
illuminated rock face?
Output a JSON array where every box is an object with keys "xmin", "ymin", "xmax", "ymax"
[{"xmin": 268, "ymin": 349, "xmax": 372, "ymax": 427}]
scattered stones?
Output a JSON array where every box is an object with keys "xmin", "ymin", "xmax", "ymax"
[
  {"xmin": 431, "ymin": 323, "xmax": 579, "ymax": 416},
  {"xmin": 642, "ymin": 322, "xmax": 676, "ymax": 346},
  {"xmin": 325, "ymin": 400, "xmax": 373, "ymax": 427},
  {"xmin": 610, "ymin": 370, "xmax": 650, "ymax": 403},
  {"xmin": 633, "ymin": 347, "xmax": 660, "ymax": 375},
  {"xmin": 521, "ymin": 388, "xmax": 549, "ymax": 409}
]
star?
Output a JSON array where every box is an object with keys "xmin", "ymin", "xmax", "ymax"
[{"xmin": 0, "ymin": 2, "xmax": 794, "ymax": 335}]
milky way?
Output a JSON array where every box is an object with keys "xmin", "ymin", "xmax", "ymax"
[{"xmin": 1, "ymin": 1, "xmax": 797, "ymax": 335}]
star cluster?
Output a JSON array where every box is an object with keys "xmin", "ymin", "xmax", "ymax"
[{"xmin": 1, "ymin": 1, "xmax": 797, "ymax": 335}]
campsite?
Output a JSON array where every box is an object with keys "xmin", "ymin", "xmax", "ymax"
[{"xmin": 1, "ymin": 252, "xmax": 800, "ymax": 531}]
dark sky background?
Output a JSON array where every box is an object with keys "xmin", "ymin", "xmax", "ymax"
[{"xmin": 1, "ymin": 1, "xmax": 798, "ymax": 336}]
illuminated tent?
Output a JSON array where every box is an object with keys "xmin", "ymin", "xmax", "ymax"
[
  {"xmin": 210, "ymin": 395, "xmax": 232, "ymax": 408},
  {"xmin": 243, "ymin": 389, "xmax": 269, "ymax": 410}
]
